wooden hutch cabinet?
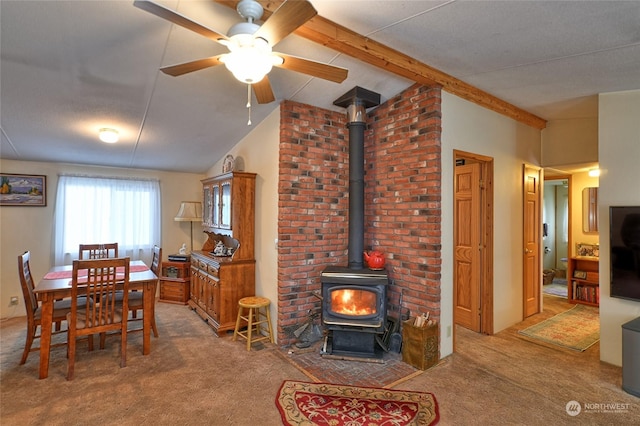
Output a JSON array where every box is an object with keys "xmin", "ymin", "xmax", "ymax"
[
  {"xmin": 189, "ymin": 253, "xmax": 255, "ymax": 335},
  {"xmin": 200, "ymin": 172, "xmax": 255, "ymax": 261},
  {"xmin": 188, "ymin": 171, "xmax": 257, "ymax": 335}
]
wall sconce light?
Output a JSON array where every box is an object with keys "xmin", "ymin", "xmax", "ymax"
[
  {"xmin": 588, "ymin": 168, "xmax": 600, "ymax": 177},
  {"xmin": 99, "ymin": 128, "xmax": 119, "ymax": 143}
]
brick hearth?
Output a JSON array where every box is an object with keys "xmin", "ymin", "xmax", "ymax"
[{"xmin": 277, "ymin": 84, "xmax": 442, "ymax": 347}]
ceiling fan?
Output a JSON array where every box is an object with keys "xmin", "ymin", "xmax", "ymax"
[{"xmin": 134, "ymin": 0, "xmax": 348, "ymax": 110}]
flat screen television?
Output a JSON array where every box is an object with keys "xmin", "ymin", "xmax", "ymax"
[{"xmin": 610, "ymin": 206, "xmax": 640, "ymax": 302}]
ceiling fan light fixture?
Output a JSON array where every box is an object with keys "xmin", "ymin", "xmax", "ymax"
[
  {"xmin": 98, "ymin": 128, "xmax": 119, "ymax": 143},
  {"xmin": 220, "ymin": 36, "xmax": 275, "ymax": 84}
]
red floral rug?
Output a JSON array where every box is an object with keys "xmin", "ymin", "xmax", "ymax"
[{"xmin": 276, "ymin": 380, "xmax": 439, "ymax": 425}]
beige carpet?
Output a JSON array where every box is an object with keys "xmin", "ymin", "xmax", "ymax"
[
  {"xmin": 2, "ymin": 297, "xmax": 639, "ymax": 425},
  {"xmin": 0, "ymin": 303, "xmax": 309, "ymax": 425}
]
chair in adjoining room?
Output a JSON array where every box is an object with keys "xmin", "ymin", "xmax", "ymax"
[
  {"xmin": 118, "ymin": 245, "xmax": 161, "ymax": 337},
  {"xmin": 67, "ymin": 257, "xmax": 130, "ymax": 380},
  {"xmin": 18, "ymin": 251, "xmax": 71, "ymax": 365},
  {"xmin": 78, "ymin": 243, "xmax": 119, "ymax": 259}
]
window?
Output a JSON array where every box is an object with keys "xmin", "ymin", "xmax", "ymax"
[{"xmin": 54, "ymin": 175, "xmax": 161, "ymax": 265}]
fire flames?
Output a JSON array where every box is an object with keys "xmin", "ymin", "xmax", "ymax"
[{"xmin": 330, "ymin": 289, "xmax": 376, "ymax": 316}]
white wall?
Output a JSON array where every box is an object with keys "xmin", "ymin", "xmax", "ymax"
[
  {"xmin": 0, "ymin": 159, "xmax": 203, "ymax": 319},
  {"xmin": 206, "ymin": 107, "xmax": 280, "ymax": 340},
  {"xmin": 441, "ymin": 92, "xmax": 542, "ymax": 356},
  {"xmin": 542, "ymin": 117, "xmax": 598, "ymax": 167},
  {"xmin": 597, "ymin": 89, "xmax": 640, "ymax": 366},
  {"xmin": 570, "ymin": 171, "xmax": 600, "ymax": 250}
]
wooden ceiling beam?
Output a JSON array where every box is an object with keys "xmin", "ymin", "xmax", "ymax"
[{"xmin": 216, "ymin": 0, "xmax": 546, "ymax": 129}]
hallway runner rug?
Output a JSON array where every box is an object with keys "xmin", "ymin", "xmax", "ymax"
[
  {"xmin": 276, "ymin": 380, "xmax": 439, "ymax": 426},
  {"xmin": 518, "ymin": 304, "xmax": 599, "ymax": 351}
]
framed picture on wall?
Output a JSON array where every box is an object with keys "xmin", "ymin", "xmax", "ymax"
[{"xmin": 0, "ymin": 173, "xmax": 47, "ymax": 206}]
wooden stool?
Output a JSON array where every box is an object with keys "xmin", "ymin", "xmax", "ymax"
[{"xmin": 233, "ymin": 296, "xmax": 274, "ymax": 351}]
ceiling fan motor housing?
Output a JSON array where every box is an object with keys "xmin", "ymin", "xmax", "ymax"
[
  {"xmin": 236, "ymin": 0, "xmax": 264, "ymax": 23},
  {"xmin": 227, "ymin": 21, "xmax": 260, "ymax": 39}
]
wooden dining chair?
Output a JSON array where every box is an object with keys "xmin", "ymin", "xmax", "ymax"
[
  {"xmin": 123, "ymin": 245, "xmax": 161, "ymax": 337},
  {"xmin": 18, "ymin": 251, "xmax": 71, "ymax": 365},
  {"xmin": 78, "ymin": 243, "xmax": 119, "ymax": 260},
  {"xmin": 67, "ymin": 257, "xmax": 130, "ymax": 380}
]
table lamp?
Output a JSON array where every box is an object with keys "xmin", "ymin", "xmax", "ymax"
[{"xmin": 174, "ymin": 201, "xmax": 202, "ymax": 253}]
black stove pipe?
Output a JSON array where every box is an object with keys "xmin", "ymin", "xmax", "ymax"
[
  {"xmin": 346, "ymin": 103, "xmax": 366, "ymax": 269},
  {"xmin": 333, "ymin": 87, "xmax": 381, "ymax": 270}
]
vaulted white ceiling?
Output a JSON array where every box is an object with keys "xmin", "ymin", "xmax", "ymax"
[{"xmin": 2, "ymin": 1, "xmax": 639, "ymax": 173}]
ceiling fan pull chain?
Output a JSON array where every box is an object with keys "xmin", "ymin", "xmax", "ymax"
[{"xmin": 247, "ymin": 84, "xmax": 252, "ymax": 126}]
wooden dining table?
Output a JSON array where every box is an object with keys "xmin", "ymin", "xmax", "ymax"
[{"xmin": 34, "ymin": 260, "xmax": 158, "ymax": 379}]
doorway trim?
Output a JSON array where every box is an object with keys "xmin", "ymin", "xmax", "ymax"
[
  {"xmin": 523, "ymin": 165, "xmax": 543, "ymax": 317},
  {"xmin": 453, "ymin": 150, "xmax": 494, "ymax": 350},
  {"xmin": 543, "ymin": 173, "xmax": 572, "ymax": 292}
]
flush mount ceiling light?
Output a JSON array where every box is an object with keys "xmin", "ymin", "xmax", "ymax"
[
  {"xmin": 98, "ymin": 128, "xmax": 119, "ymax": 143},
  {"xmin": 588, "ymin": 168, "xmax": 601, "ymax": 177}
]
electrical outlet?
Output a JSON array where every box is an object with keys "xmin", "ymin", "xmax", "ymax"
[
  {"xmin": 446, "ymin": 325, "xmax": 451, "ymax": 337},
  {"xmin": 10, "ymin": 296, "xmax": 19, "ymax": 306}
]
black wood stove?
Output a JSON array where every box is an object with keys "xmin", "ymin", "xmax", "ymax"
[
  {"xmin": 321, "ymin": 266, "xmax": 388, "ymax": 357},
  {"xmin": 320, "ymin": 87, "xmax": 388, "ymax": 359}
]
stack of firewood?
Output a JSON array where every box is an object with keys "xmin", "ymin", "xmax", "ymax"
[{"xmin": 413, "ymin": 312, "xmax": 435, "ymax": 327}]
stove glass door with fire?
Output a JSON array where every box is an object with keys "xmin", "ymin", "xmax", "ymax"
[{"xmin": 328, "ymin": 287, "xmax": 379, "ymax": 320}]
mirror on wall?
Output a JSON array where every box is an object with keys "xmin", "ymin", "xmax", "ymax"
[{"xmin": 582, "ymin": 187, "xmax": 598, "ymax": 233}]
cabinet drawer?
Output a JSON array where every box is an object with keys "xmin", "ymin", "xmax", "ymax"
[
  {"xmin": 159, "ymin": 280, "xmax": 189, "ymax": 304},
  {"xmin": 161, "ymin": 282, "xmax": 185, "ymax": 297},
  {"xmin": 208, "ymin": 264, "xmax": 219, "ymax": 277}
]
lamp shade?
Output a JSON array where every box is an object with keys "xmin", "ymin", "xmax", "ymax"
[{"xmin": 174, "ymin": 201, "xmax": 202, "ymax": 222}]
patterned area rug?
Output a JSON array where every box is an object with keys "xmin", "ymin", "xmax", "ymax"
[
  {"xmin": 276, "ymin": 380, "xmax": 439, "ymax": 426},
  {"xmin": 518, "ymin": 304, "xmax": 599, "ymax": 351}
]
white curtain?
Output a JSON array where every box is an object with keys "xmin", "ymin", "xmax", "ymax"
[{"xmin": 53, "ymin": 175, "xmax": 161, "ymax": 265}]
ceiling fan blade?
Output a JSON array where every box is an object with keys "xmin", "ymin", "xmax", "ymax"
[
  {"xmin": 275, "ymin": 53, "xmax": 348, "ymax": 83},
  {"xmin": 134, "ymin": 0, "xmax": 228, "ymax": 44},
  {"xmin": 160, "ymin": 55, "xmax": 224, "ymax": 77},
  {"xmin": 253, "ymin": 77, "xmax": 275, "ymax": 104},
  {"xmin": 253, "ymin": 0, "xmax": 317, "ymax": 46}
]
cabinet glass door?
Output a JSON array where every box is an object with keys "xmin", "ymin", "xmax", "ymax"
[
  {"xmin": 220, "ymin": 181, "xmax": 231, "ymax": 229},
  {"xmin": 212, "ymin": 184, "xmax": 220, "ymax": 227},
  {"xmin": 203, "ymin": 186, "xmax": 212, "ymax": 226}
]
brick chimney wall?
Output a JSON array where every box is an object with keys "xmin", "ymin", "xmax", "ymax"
[
  {"xmin": 364, "ymin": 85, "xmax": 443, "ymax": 322},
  {"xmin": 277, "ymin": 84, "xmax": 442, "ymax": 346}
]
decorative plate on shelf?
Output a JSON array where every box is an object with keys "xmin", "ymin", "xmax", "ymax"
[{"xmin": 222, "ymin": 155, "xmax": 234, "ymax": 173}]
